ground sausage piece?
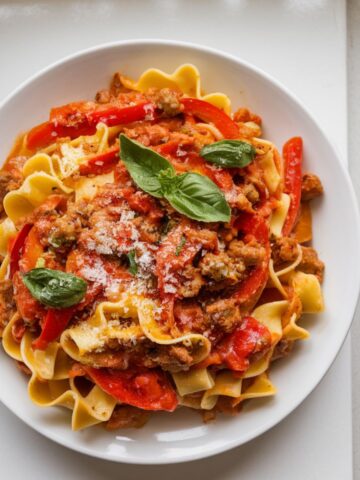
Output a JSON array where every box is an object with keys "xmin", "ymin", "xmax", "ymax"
[
  {"xmin": 301, "ymin": 173, "xmax": 323, "ymax": 201},
  {"xmin": 148, "ymin": 88, "xmax": 183, "ymax": 117},
  {"xmin": 106, "ymin": 406, "xmax": 150, "ymax": 430},
  {"xmin": 242, "ymin": 183, "xmax": 260, "ymax": 204},
  {"xmin": 228, "ymin": 239, "xmax": 265, "ymax": 266},
  {"xmin": 95, "ymin": 89, "xmax": 111, "ymax": 104},
  {"xmin": 178, "ymin": 264, "xmax": 204, "ymax": 298},
  {"xmin": 272, "ymin": 338, "xmax": 294, "ymax": 361},
  {"xmin": 0, "ymin": 170, "xmax": 22, "ymax": 215},
  {"xmin": 298, "ymin": 246, "xmax": 325, "ymax": 282},
  {"xmin": 199, "ymin": 252, "xmax": 245, "ymax": 284},
  {"xmin": 271, "ymin": 237, "xmax": 299, "ymax": 267},
  {"xmin": 205, "ymin": 298, "xmax": 241, "ymax": 333},
  {"xmin": 233, "ymin": 108, "xmax": 262, "ymax": 125},
  {"xmin": 0, "ymin": 279, "xmax": 16, "ymax": 331}
]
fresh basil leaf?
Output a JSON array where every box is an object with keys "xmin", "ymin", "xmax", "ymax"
[
  {"xmin": 126, "ymin": 251, "xmax": 138, "ymax": 275},
  {"xmin": 119, "ymin": 134, "xmax": 232, "ymax": 223},
  {"xmin": 175, "ymin": 235, "xmax": 186, "ymax": 256},
  {"xmin": 120, "ymin": 134, "xmax": 175, "ymax": 198},
  {"xmin": 22, "ymin": 268, "xmax": 87, "ymax": 308},
  {"xmin": 164, "ymin": 172, "xmax": 231, "ymax": 223},
  {"xmin": 200, "ymin": 140, "xmax": 256, "ymax": 168}
]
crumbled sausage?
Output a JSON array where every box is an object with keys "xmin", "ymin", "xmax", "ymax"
[
  {"xmin": 242, "ymin": 183, "xmax": 260, "ymax": 203},
  {"xmin": 178, "ymin": 264, "xmax": 204, "ymax": 298},
  {"xmin": 106, "ymin": 406, "xmax": 150, "ymax": 430},
  {"xmin": 298, "ymin": 246, "xmax": 324, "ymax": 282},
  {"xmin": 109, "ymin": 72, "xmax": 125, "ymax": 97},
  {"xmin": 272, "ymin": 338, "xmax": 294, "ymax": 361},
  {"xmin": 301, "ymin": 173, "xmax": 323, "ymax": 201},
  {"xmin": 0, "ymin": 170, "xmax": 22, "ymax": 215},
  {"xmin": 0, "ymin": 279, "xmax": 15, "ymax": 330},
  {"xmin": 200, "ymin": 252, "xmax": 245, "ymax": 284},
  {"xmin": 95, "ymin": 89, "xmax": 111, "ymax": 104},
  {"xmin": 271, "ymin": 237, "xmax": 299, "ymax": 267},
  {"xmin": 147, "ymin": 88, "xmax": 183, "ymax": 117},
  {"xmin": 205, "ymin": 298, "xmax": 241, "ymax": 333},
  {"xmin": 228, "ymin": 239, "xmax": 265, "ymax": 266},
  {"xmin": 233, "ymin": 108, "xmax": 262, "ymax": 125}
]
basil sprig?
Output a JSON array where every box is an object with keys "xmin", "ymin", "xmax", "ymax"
[
  {"xmin": 120, "ymin": 135, "xmax": 230, "ymax": 223},
  {"xmin": 200, "ymin": 140, "xmax": 256, "ymax": 168},
  {"xmin": 22, "ymin": 268, "xmax": 87, "ymax": 308}
]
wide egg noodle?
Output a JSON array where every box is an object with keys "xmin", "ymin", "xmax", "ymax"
[
  {"xmin": 61, "ymin": 295, "xmax": 144, "ymax": 362},
  {"xmin": 172, "ymin": 368, "xmax": 215, "ymax": 396},
  {"xmin": 21, "ymin": 330, "xmax": 116, "ymax": 430},
  {"xmin": 232, "ymin": 373, "xmax": 276, "ymax": 407},
  {"xmin": 23, "ymin": 123, "xmax": 113, "ymax": 181},
  {"xmin": 3, "ymin": 172, "xmax": 73, "ymax": 223},
  {"xmin": 0, "ymin": 218, "xmax": 16, "ymax": 257},
  {"xmin": 75, "ymin": 172, "xmax": 114, "ymax": 202},
  {"xmin": 136, "ymin": 294, "xmax": 211, "ymax": 364},
  {"xmin": 201, "ymin": 371, "xmax": 242, "ymax": 410},
  {"xmin": 2, "ymin": 313, "xmax": 23, "ymax": 360},
  {"xmin": 268, "ymin": 245, "xmax": 303, "ymax": 298},
  {"xmin": 252, "ymin": 138, "xmax": 281, "ymax": 194},
  {"xmin": 243, "ymin": 300, "xmax": 287, "ymax": 379},
  {"xmin": 270, "ymin": 193, "xmax": 290, "ymax": 237},
  {"xmin": 120, "ymin": 64, "xmax": 232, "ymax": 114},
  {"xmin": 290, "ymin": 271, "xmax": 324, "ymax": 313}
]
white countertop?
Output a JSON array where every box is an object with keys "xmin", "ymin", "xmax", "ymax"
[{"xmin": 0, "ymin": 1, "xmax": 354, "ymax": 478}]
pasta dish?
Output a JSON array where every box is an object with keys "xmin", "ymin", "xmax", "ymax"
[{"xmin": 0, "ymin": 65, "xmax": 324, "ymax": 430}]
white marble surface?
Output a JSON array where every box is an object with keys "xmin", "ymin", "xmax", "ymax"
[{"xmin": 0, "ymin": 0, "xmax": 354, "ymax": 478}]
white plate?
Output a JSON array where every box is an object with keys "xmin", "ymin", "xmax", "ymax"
[{"xmin": 0, "ymin": 40, "xmax": 358, "ymax": 464}]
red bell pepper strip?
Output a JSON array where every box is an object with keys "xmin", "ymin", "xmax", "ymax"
[
  {"xmin": 19, "ymin": 226, "xmax": 44, "ymax": 273},
  {"xmin": 84, "ymin": 367, "xmax": 178, "ymax": 412},
  {"xmin": 32, "ymin": 307, "xmax": 75, "ymax": 350},
  {"xmin": 26, "ymin": 101, "xmax": 155, "ymax": 150},
  {"xmin": 8, "ymin": 223, "xmax": 33, "ymax": 279},
  {"xmin": 233, "ymin": 212, "xmax": 270, "ymax": 305},
  {"xmin": 199, "ymin": 316, "xmax": 272, "ymax": 371},
  {"xmin": 181, "ymin": 98, "xmax": 239, "ymax": 139},
  {"xmin": 79, "ymin": 145, "xmax": 120, "ymax": 175},
  {"xmin": 282, "ymin": 137, "xmax": 303, "ymax": 236}
]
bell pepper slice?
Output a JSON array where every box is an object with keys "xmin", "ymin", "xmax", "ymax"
[
  {"xmin": 19, "ymin": 226, "xmax": 44, "ymax": 273},
  {"xmin": 26, "ymin": 101, "xmax": 155, "ymax": 150},
  {"xmin": 8, "ymin": 223, "xmax": 33, "ymax": 279},
  {"xmin": 181, "ymin": 98, "xmax": 239, "ymax": 139},
  {"xmin": 199, "ymin": 316, "xmax": 272, "ymax": 371},
  {"xmin": 32, "ymin": 307, "xmax": 75, "ymax": 350},
  {"xmin": 84, "ymin": 367, "xmax": 178, "ymax": 412},
  {"xmin": 282, "ymin": 137, "xmax": 303, "ymax": 236},
  {"xmin": 79, "ymin": 145, "xmax": 120, "ymax": 175},
  {"xmin": 233, "ymin": 212, "xmax": 271, "ymax": 305}
]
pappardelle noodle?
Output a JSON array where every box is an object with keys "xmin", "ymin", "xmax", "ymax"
[{"xmin": 0, "ymin": 64, "xmax": 324, "ymax": 430}]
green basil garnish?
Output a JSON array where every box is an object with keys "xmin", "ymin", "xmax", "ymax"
[
  {"xmin": 120, "ymin": 134, "xmax": 231, "ymax": 223},
  {"xmin": 175, "ymin": 235, "xmax": 186, "ymax": 256},
  {"xmin": 120, "ymin": 134, "xmax": 175, "ymax": 198},
  {"xmin": 200, "ymin": 140, "xmax": 256, "ymax": 168},
  {"xmin": 165, "ymin": 172, "xmax": 230, "ymax": 222},
  {"xmin": 22, "ymin": 268, "xmax": 87, "ymax": 308},
  {"xmin": 126, "ymin": 251, "xmax": 138, "ymax": 275}
]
